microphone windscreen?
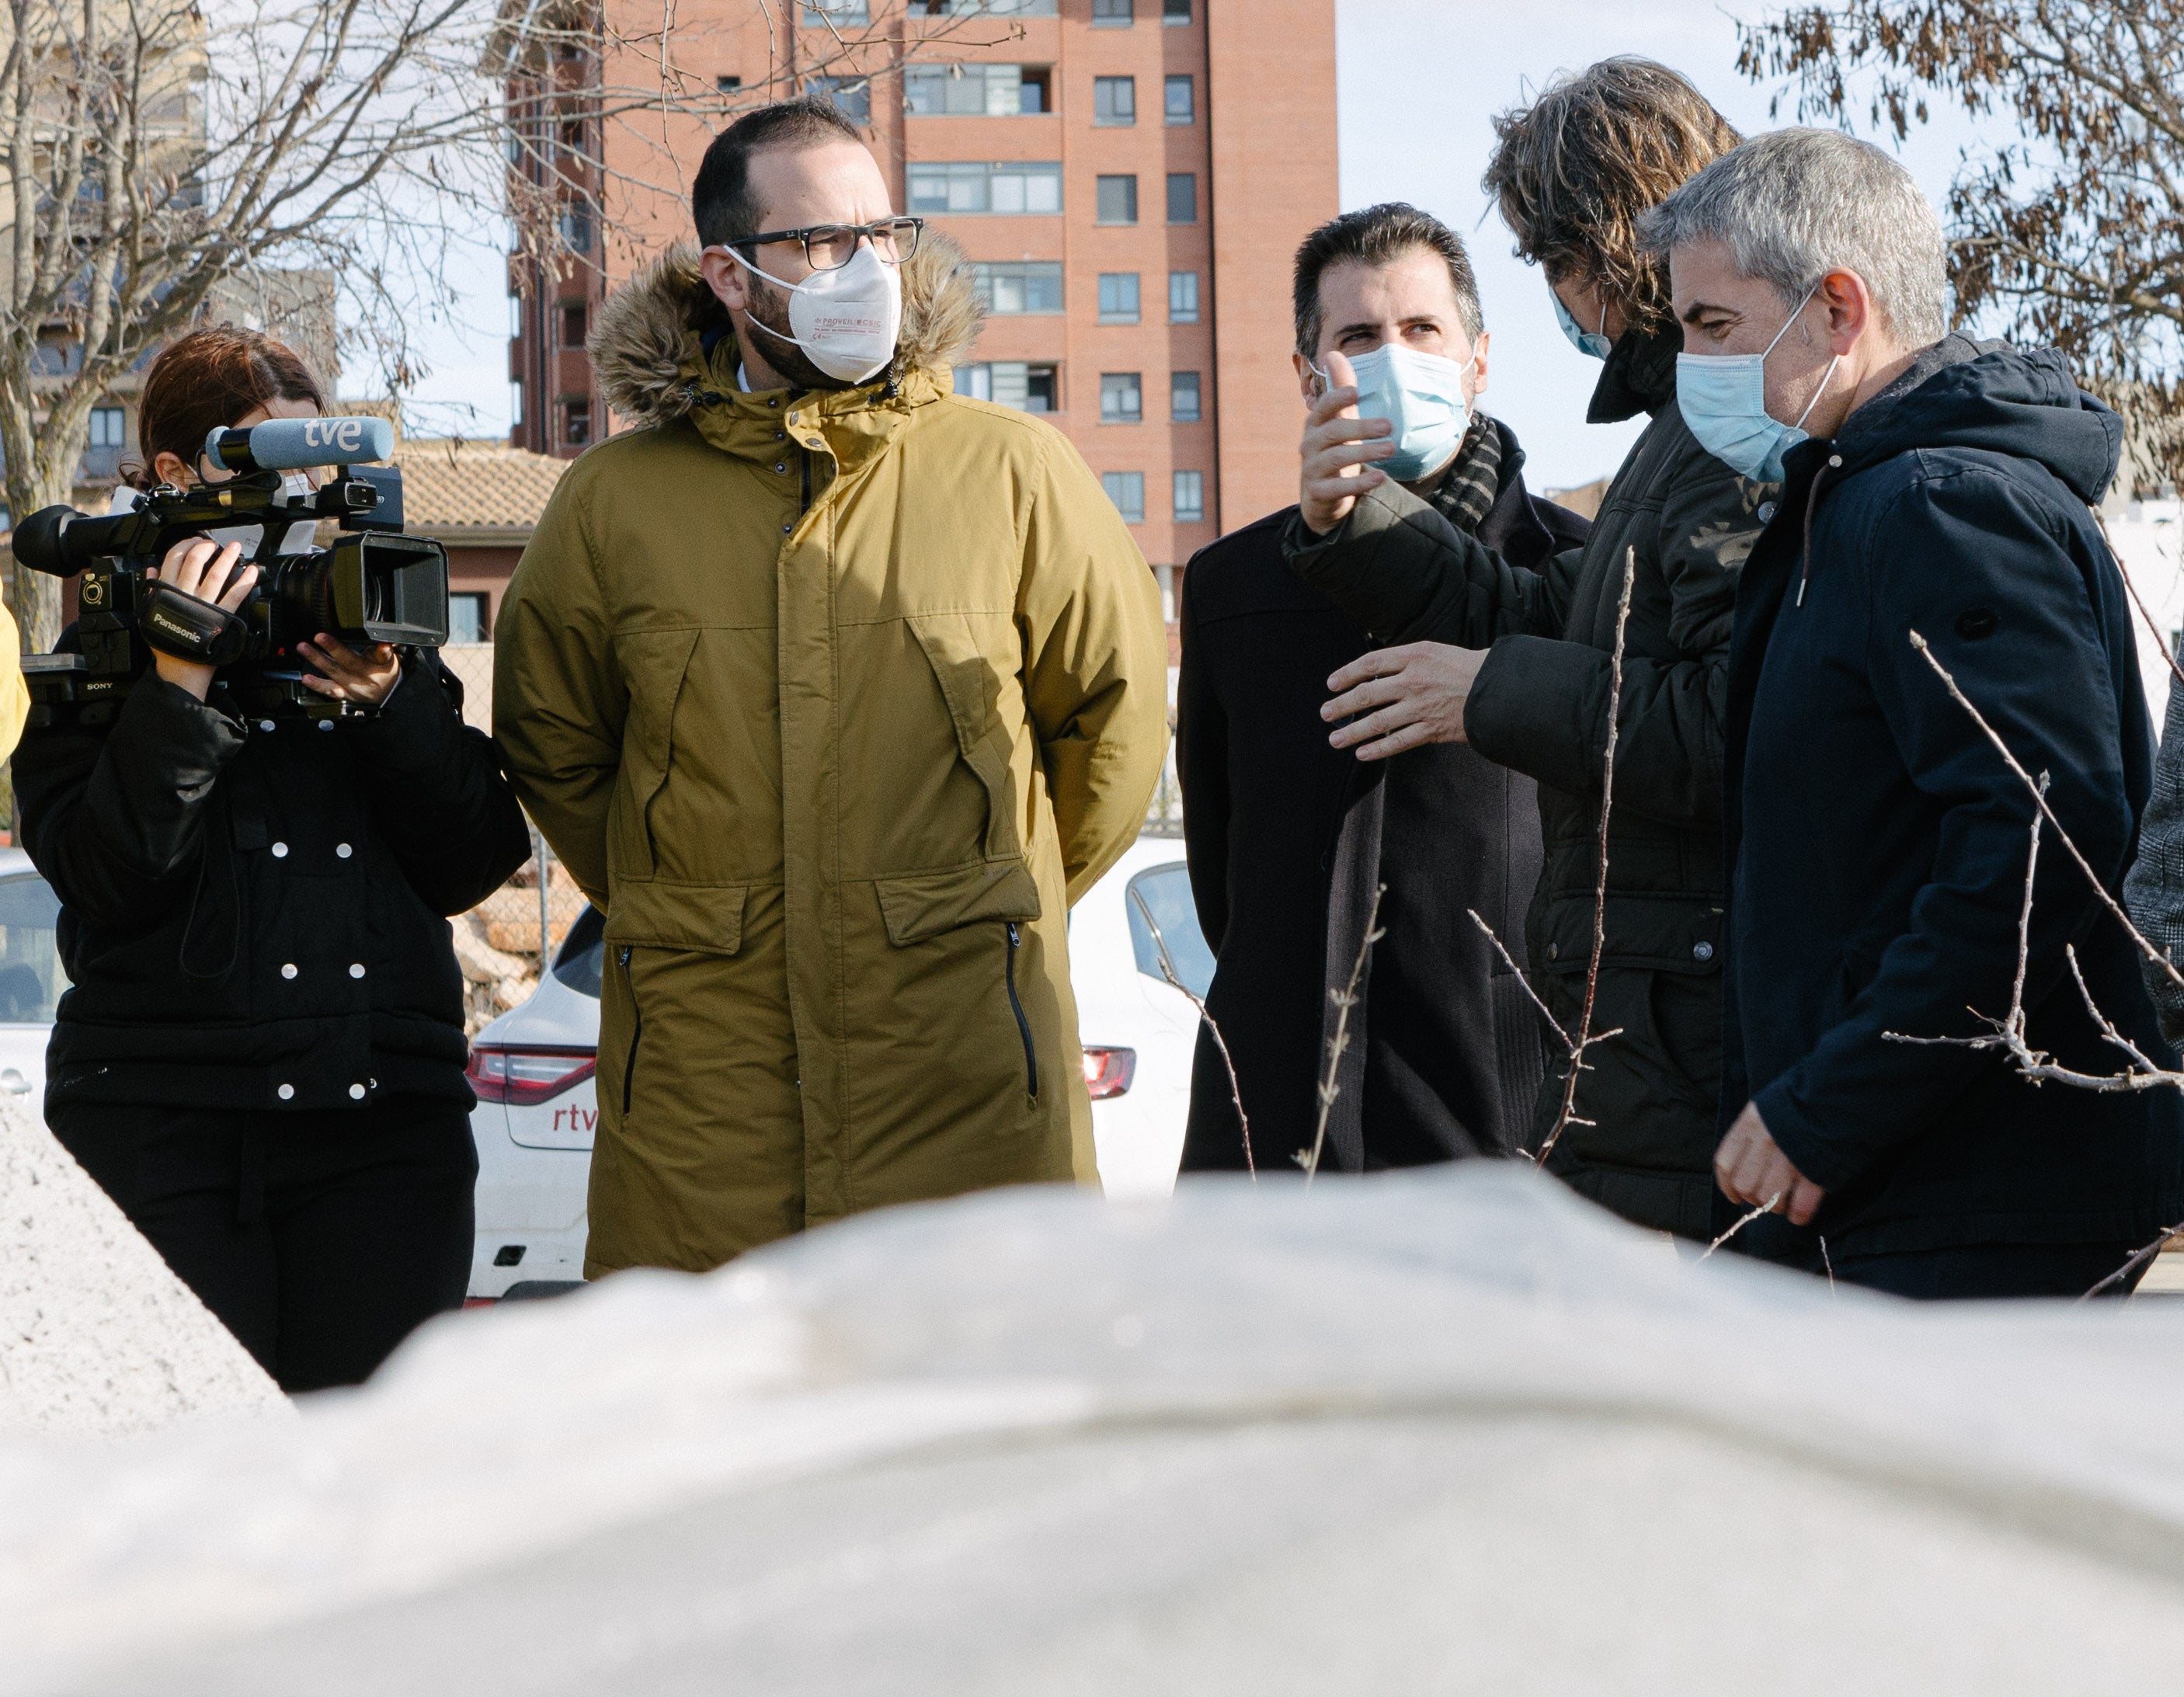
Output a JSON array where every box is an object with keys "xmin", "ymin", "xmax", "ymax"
[{"xmin": 205, "ymin": 416, "xmax": 395, "ymax": 472}]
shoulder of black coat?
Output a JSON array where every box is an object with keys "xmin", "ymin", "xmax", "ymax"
[{"xmin": 1179, "ymin": 507, "xmax": 1327, "ymax": 628}]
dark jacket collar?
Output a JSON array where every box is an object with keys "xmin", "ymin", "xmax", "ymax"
[
  {"xmin": 1818, "ymin": 333, "xmax": 2122, "ymax": 503},
  {"xmin": 1477, "ymin": 416, "xmax": 1590, "ymax": 568},
  {"xmin": 1587, "ymin": 319, "xmax": 1681, "ymax": 424}
]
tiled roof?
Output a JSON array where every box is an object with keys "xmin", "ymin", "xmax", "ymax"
[{"xmin": 391, "ymin": 437, "xmax": 570, "ymax": 538}]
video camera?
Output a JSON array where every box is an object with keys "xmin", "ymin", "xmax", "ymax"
[{"xmin": 14, "ymin": 414, "xmax": 450, "ymax": 728}]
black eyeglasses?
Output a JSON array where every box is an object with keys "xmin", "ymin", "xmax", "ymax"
[{"xmin": 734, "ymin": 217, "xmax": 923, "ymax": 271}]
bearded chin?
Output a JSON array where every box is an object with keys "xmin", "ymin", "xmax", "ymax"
[{"xmin": 742, "ymin": 278, "xmax": 854, "ymax": 392}]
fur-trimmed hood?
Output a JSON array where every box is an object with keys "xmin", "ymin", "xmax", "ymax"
[{"xmin": 589, "ymin": 231, "xmax": 983, "ymax": 428}]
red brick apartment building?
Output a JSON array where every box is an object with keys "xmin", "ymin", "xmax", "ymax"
[{"xmin": 504, "ymin": 0, "xmax": 1337, "ymax": 623}]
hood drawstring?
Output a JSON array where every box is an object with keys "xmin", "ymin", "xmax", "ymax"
[{"xmin": 1796, "ymin": 454, "xmax": 1844, "ymax": 608}]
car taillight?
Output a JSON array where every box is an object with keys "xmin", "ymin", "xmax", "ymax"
[
  {"xmin": 467, "ymin": 1045, "xmax": 597, "ymax": 1106},
  {"xmin": 1082, "ymin": 1045, "xmax": 1135, "ymax": 1100}
]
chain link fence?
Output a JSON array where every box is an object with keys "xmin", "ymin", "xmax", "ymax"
[
  {"xmin": 1143, "ymin": 718, "xmax": 1182, "ymax": 839},
  {"xmin": 439, "ymin": 644, "xmax": 591, "ymax": 1034}
]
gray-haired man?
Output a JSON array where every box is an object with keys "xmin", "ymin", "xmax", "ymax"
[{"xmin": 1657, "ymin": 127, "xmax": 2183, "ymax": 1296}]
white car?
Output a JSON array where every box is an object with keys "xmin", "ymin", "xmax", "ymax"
[
  {"xmin": 464, "ymin": 834, "xmax": 1211, "ymax": 1297},
  {"xmin": 0, "ymin": 847, "xmax": 66, "ymax": 1102}
]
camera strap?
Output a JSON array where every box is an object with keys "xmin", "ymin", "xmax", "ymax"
[{"xmin": 140, "ymin": 580, "xmax": 246, "ymax": 667}]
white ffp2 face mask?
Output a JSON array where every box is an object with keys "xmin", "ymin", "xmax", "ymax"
[{"xmin": 722, "ymin": 241, "xmax": 903, "ymax": 384}]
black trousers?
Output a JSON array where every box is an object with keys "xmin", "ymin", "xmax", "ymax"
[
  {"xmin": 1828, "ymin": 1240, "xmax": 2150, "ymax": 1300},
  {"xmin": 50, "ymin": 1094, "xmax": 477, "ymax": 1393}
]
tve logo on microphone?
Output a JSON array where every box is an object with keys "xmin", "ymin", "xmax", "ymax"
[{"xmin": 301, "ymin": 418, "xmax": 368, "ymax": 456}]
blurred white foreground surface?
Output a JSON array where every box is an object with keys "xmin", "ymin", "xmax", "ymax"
[
  {"xmin": 0, "ymin": 1097, "xmax": 283, "ymax": 1437},
  {"xmin": 9, "ymin": 1165, "xmax": 2184, "ymax": 1694}
]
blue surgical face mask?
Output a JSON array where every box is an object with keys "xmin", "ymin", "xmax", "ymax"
[
  {"xmin": 1554, "ymin": 290, "xmax": 1612, "ymax": 360},
  {"xmin": 1675, "ymin": 285, "xmax": 1841, "ymax": 484},
  {"xmin": 1313, "ymin": 343, "xmax": 1476, "ymax": 482}
]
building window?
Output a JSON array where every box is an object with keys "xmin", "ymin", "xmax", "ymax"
[
  {"xmin": 510, "ymin": 381, "xmax": 524, "ymax": 426},
  {"xmin": 1163, "ymin": 0, "xmax": 1191, "ymax": 19},
  {"xmin": 1170, "ymin": 370, "xmax": 1201, "ymax": 423},
  {"xmin": 907, "ymin": 160, "xmax": 1062, "ymax": 214},
  {"xmin": 802, "ymin": 1, "xmax": 868, "ymax": 21},
  {"xmin": 955, "ymin": 361, "xmax": 1059, "ymax": 412},
  {"xmin": 910, "ymin": 0, "xmax": 1058, "ymax": 13},
  {"xmin": 87, "ymin": 406, "xmax": 125, "ymax": 448},
  {"xmin": 1091, "ymin": 0, "xmax": 1133, "ymax": 23},
  {"xmin": 1164, "ymin": 75, "xmax": 1194, "ymax": 123},
  {"xmin": 1168, "ymin": 270, "xmax": 1199, "ymax": 323},
  {"xmin": 448, "ymin": 592, "xmax": 490, "ymax": 645},
  {"xmin": 1102, "ymin": 471, "xmax": 1146, "ymax": 523},
  {"xmin": 558, "ymin": 207, "xmax": 593, "ymax": 252},
  {"xmin": 1096, "ymin": 174, "xmax": 1138, "ymax": 225},
  {"xmin": 968, "ymin": 261, "xmax": 1063, "ymax": 314},
  {"xmin": 1099, "ymin": 372, "xmax": 1142, "ymax": 424},
  {"xmin": 806, "ymin": 75, "xmax": 870, "ymax": 123},
  {"xmin": 716, "ymin": 75, "xmax": 742, "ymax": 92},
  {"xmin": 563, "ymin": 400, "xmax": 591, "ymax": 447},
  {"xmin": 905, "ymin": 63, "xmax": 1049, "ymax": 115},
  {"xmin": 1174, "ymin": 470, "xmax": 1205, "ymax": 523},
  {"xmin": 1097, "ymin": 273, "xmax": 1141, "ymax": 324},
  {"xmin": 559, "ymin": 302, "xmax": 587, "ymax": 349},
  {"xmin": 1093, "ymin": 76, "xmax": 1135, "ymax": 125},
  {"xmin": 1166, "ymin": 172, "xmax": 1197, "ymax": 223}
]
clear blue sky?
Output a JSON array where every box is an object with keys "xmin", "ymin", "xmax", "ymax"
[{"xmin": 390, "ymin": 0, "xmax": 1978, "ymax": 483}]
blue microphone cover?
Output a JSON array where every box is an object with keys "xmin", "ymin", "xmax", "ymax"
[{"xmin": 204, "ymin": 415, "xmax": 395, "ymax": 472}]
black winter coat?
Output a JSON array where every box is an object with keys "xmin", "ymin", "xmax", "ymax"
[
  {"xmin": 1177, "ymin": 419, "xmax": 1589, "ymax": 1174},
  {"xmin": 1726, "ymin": 337, "xmax": 2184, "ymax": 1260},
  {"xmin": 14, "ymin": 652, "xmax": 531, "ymax": 1114},
  {"xmin": 1283, "ymin": 326, "xmax": 1767, "ymax": 1235}
]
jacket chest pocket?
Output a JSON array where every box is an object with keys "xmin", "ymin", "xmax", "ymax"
[
  {"xmin": 906, "ymin": 612, "xmax": 1025, "ymax": 864},
  {"xmin": 610, "ymin": 629, "xmax": 702, "ymax": 882}
]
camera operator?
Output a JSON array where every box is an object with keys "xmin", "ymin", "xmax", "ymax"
[{"xmin": 11, "ymin": 328, "xmax": 531, "ymax": 1392}]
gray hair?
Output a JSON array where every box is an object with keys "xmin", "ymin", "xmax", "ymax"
[{"xmin": 1637, "ymin": 127, "xmax": 1946, "ymax": 346}]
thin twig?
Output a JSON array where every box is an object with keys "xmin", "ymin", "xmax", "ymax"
[
  {"xmin": 1467, "ymin": 908, "xmax": 1571, "ymax": 1049},
  {"xmin": 1819, "ymin": 1235, "xmax": 1837, "ymax": 1293},
  {"xmin": 1910, "ymin": 631, "xmax": 2184, "ymax": 990},
  {"xmin": 1699, "ymin": 1191, "xmax": 1783, "ymax": 1261},
  {"xmin": 2081, "ymin": 1221, "xmax": 2184, "ymax": 1301},
  {"xmin": 1893, "ymin": 631, "xmax": 2184, "ymax": 1289},
  {"xmin": 1129, "ymin": 885, "xmax": 1254, "ymax": 1179},
  {"xmin": 2093, "ymin": 508, "xmax": 2184, "ymax": 694},
  {"xmin": 1538, "ymin": 546, "xmax": 1640, "ymax": 1167},
  {"xmin": 1299, "ymin": 884, "xmax": 1386, "ymax": 1184},
  {"xmin": 2067, "ymin": 944, "xmax": 2166, "ymax": 1074}
]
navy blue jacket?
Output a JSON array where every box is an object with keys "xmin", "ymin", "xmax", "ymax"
[{"xmin": 1724, "ymin": 337, "xmax": 2184, "ymax": 1257}]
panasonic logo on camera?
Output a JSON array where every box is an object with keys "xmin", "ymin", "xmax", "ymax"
[{"xmin": 148, "ymin": 612, "xmax": 195, "ymax": 639}]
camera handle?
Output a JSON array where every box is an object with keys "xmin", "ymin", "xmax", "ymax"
[{"xmin": 139, "ymin": 580, "xmax": 247, "ymax": 668}]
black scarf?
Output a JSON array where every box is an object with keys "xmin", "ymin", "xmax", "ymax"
[{"xmin": 1421, "ymin": 412, "xmax": 1503, "ymax": 536}]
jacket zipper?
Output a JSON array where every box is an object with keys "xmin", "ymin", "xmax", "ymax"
[
  {"xmin": 618, "ymin": 944, "xmax": 642, "ymax": 1114},
  {"xmin": 1005, "ymin": 922, "xmax": 1038, "ymax": 1099}
]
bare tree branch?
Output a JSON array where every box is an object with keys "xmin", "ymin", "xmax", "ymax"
[
  {"xmin": 1536, "ymin": 545, "xmax": 1640, "ymax": 1167},
  {"xmin": 1737, "ymin": 0, "xmax": 2184, "ymax": 487},
  {"xmin": 1129, "ymin": 883, "xmax": 1254, "ymax": 1180},
  {"xmin": 1299, "ymin": 883, "xmax": 1384, "ymax": 1184}
]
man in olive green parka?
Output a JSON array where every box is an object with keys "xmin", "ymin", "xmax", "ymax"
[{"xmin": 494, "ymin": 101, "xmax": 1169, "ymax": 1277}]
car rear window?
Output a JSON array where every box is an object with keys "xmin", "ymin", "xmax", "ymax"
[
  {"xmin": 552, "ymin": 905, "xmax": 605, "ymax": 998},
  {"xmin": 0, "ymin": 873, "xmax": 66, "ymax": 1024},
  {"xmin": 1125, "ymin": 863, "xmax": 1213, "ymax": 998}
]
